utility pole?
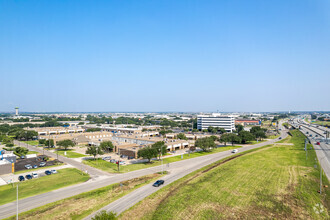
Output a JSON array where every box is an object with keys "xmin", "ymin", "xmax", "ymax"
[
  {"xmin": 320, "ymin": 164, "xmax": 323, "ymax": 194},
  {"xmin": 305, "ymin": 138, "xmax": 307, "ymax": 160},
  {"xmin": 16, "ymin": 183, "xmax": 19, "ymax": 220}
]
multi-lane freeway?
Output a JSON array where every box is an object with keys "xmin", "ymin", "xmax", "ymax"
[
  {"xmin": 0, "ymin": 126, "xmax": 287, "ymax": 219},
  {"xmin": 290, "ymin": 117, "xmax": 330, "ymax": 180}
]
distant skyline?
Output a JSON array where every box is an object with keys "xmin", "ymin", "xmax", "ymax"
[{"xmin": 1, "ymin": 0, "xmax": 330, "ymax": 112}]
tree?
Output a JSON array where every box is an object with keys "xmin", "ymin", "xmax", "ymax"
[
  {"xmin": 137, "ymin": 146, "xmax": 158, "ymax": 163},
  {"xmin": 218, "ymin": 128, "xmax": 227, "ymax": 134},
  {"xmin": 238, "ymin": 131, "xmax": 255, "ymax": 144},
  {"xmin": 255, "ymin": 130, "xmax": 267, "ymax": 140},
  {"xmin": 194, "ymin": 137, "xmax": 216, "ymax": 152},
  {"xmin": 207, "ymin": 126, "xmax": 217, "ymax": 134},
  {"xmin": 177, "ymin": 133, "xmax": 187, "ymax": 140},
  {"xmin": 14, "ymin": 147, "xmax": 29, "ymax": 156},
  {"xmin": 209, "ymin": 135, "xmax": 219, "ymax": 142},
  {"xmin": 235, "ymin": 124, "xmax": 244, "ymax": 133},
  {"xmin": 92, "ymin": 210, "xmax": 117, "ymax": 220},
  {"xmin": 220, "ymin": 133, "xmax": 240, "ymax": 146},
  {"xmin": 45, "ymin": 139, "xmax": 54, "ymax": 147},
  {"xmin": 86, "ymin": 146, "xmax": 104, "ymax": 159},
  {"xmin": 151, "ymin": 141, "xmax": 167, "ymax": 160},
  {"xmin": 57, "ymin": 139, "xmax": 75, "ymax": 150},
  {"xmin": 39, "ymin": 139, "xmax": 46, "ymax": 145},
  {"xmin": 99, "ymin": 141, "xmax": 115, "ymax": 153}
]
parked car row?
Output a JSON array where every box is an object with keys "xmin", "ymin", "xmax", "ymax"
[
  {"xmin": 24, "ymin": 162, "xmax": 47, "ymax": 170},
  {"xmin": 18, "ymin": 172, "xmax": 38, "ymax": 181},
  {"xmin": 18, "ymin": 170, "xmax": 57, "ymax": 181}
]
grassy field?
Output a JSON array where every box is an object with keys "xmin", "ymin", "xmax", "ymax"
[
  {"xmin": 83, "ymin": 146, "xmax": 241, "ymax": 173},
  {"xmin": 27, "ymin": 151, "xmax": 39, "ymax": 155},
  {"xmin": 5, "ymin": 173, "xmax": 163, "ymax": 220},
  {"xmin": 313, "ymin": 121, "xmax": 330, "ymax": 127},
  {"xmin": 0, "ymin": 168, "xmax": 89, "ymax": 205},
  {"xmin": 56, "ymin": 149, "xmax": 86, "ymax": 158},
  {"xmin": 120, "ymin": 130, "xmax": 329, "ymax": 219},
  {"xmin": 23, "ymin": 141, "xmax": 39, "ymax": 146},
  {"xmin": 267, "ymin": 134, "xmax": 280, "ymax": 139}
]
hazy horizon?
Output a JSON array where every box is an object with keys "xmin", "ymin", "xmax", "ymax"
[{"xmin": 1, "ymin": 0, "xmax": 330, "ymax": 112}]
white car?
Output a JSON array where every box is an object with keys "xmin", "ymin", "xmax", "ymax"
[
  {"xmin": 32, "ymin": 172, "xmax": 38, "ymax": 178},
  {"xmin": 25, "ymin": 164, "xmax": 32, "ymax": 169},
  {"xmin": 51, "ymin": 170, "xmax": 57, "ymax": 174},
  {"xmin": 231, "ymin": 149, "xmax": 238, "ymax": 153}
]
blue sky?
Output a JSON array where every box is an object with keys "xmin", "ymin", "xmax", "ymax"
[{"xmin": 1, "ymin": 0, "xmax": 329, "ymax": 112}]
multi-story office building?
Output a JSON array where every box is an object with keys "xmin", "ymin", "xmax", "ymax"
[{"xmin": 197, "ymin": 113, "xmax": 235, "ymax": 132}]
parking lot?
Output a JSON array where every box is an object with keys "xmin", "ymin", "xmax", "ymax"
[
  {"xmin": 15, "ymin": 156, "xmax": 63, "ymax": 172},
  {"xmin": 0, "ymin": 164, "xmax": 73, "ymax": 185}
]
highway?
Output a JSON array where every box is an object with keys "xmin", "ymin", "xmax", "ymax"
[
  {"xmin": 83, "ymin": 127, "xmax": 288, "ymax": 219},
  {"xmin": 290, "ymin": 118, "xmax": 330, "ymax": 180},
  {"xmin": 0, "ymin": 127, "xmax": 287, "ymax": 219}
]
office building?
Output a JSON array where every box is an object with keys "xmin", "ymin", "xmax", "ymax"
[{"xmin": 197, "ymin": 113, "xmax": 235, "ymax": 132}]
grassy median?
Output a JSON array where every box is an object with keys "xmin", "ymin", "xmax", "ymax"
[
  {"xmin": 120, "ymin": 130, "xmax": 329, "ymax": 219},
  {"xmin": 56, "ymin": 149, "xmax": 86, "ymax": 158},
  {"xmin": 0, "ymin": 168, "xmax": 89, "ymax": 206},
  {"xmin": 83, "ymin": 145, "xmax": 241, "ymax": 173},
  {"xmin": 5, "ymin": 173, "xmax": 163, "ymax": 220}
]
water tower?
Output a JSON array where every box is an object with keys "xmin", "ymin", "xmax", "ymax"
[{"xmin": 15, "ymin": 107, "xmax": 19, "ymax": 116}]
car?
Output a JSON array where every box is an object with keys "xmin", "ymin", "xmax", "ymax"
[
  {"xmin": 25, "ymin": 164, "xmax": 32, "ymax": 169},
  {"xmin": 316, "ymin": 135, "xmax": 318, "ymax": 137},
  {"xmin": 20, "ymin": 155, "xmax": 25, "ymax": 159},
  {"xmin": 231, "ymin": 149, "xmax": 238, "ymax": 153},
  {"xmin": 153, "ymin": 180, "xmax": 165, "ymax": 187},
  {"xmin": 45, "ymin": 170, "xmax": 52, "ymax": 175},
  {"xmin": 309, "ymin": 134, "xmax": 312, "ymax": 137},
  {"xmin": 279, "ymin": 137, "xmax": 282, "ymax": 140},
  {"xmin": 18, "ymin": 176, "xmax": 25, "ymax": 181},
  {"xmin": 25, "ymin": 174, "xmax": 33, "ymax": 180},
  {"xmin": 110, "ymin": 159, "xmax": 116, "ymax": 163},
  {"xmin": 119, "ymin": 161, "xmax": 126, "ymax": 165},
  {"xmin": 51, "ymin": 169, "xmax": 57, "ymax": 174},
  {"xmin": 32, "ymin": 172, "xmax": 38, "ymax": 178},
  {"xmin": 39, "ymin": 162, "xmax": 46, "ymax": 167},
  {"xmin": 33, "ymin": 165, "xmax": 38, "ymax": 169},
  {"xmin": 316, "ymin": 142, "xmax": 320, "ymax": 145},
  {"xmin": 102, "ymin": 156, "xmax": 111, "ymax": 160}
]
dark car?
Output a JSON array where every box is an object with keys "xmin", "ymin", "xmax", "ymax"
[
  {"xmin": 18, "ymin": 176, "xmax": 25, "ymax": 181},
  {"xmin": 316, "ymin": 142, "xmax": 320, "ymax": 145},
  {"xmin": 45, "ymin": 170, "xmax": 52, "ymax": 175},
  {"xmin": 33, "ymin": 165, "xmax": 38, "ymax": 169},
  {"xmin": 25, "ymin": 174, "xmax": 33, "ymax": 180},
  {"xmin": 152, "ymin": 180, "xmax": 165, "ymax": 187}
]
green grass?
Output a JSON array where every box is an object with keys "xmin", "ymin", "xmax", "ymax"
[
  {"xmin": 121, "ymin": 130, "xmax": 329, "ymax": 219},
  {"xmin": 83, "ymin": 146, "xmax": 241, "ymax": 173},
  {"xmin": 14, "ymin": 164, "xmax": 63, "ymax": 175},
  {"xmin": 27, "ymin": 151, "xmax": 39, "ymax": 155},
  {"xmin": 4, "ymin": 173, "xmax": 163, "ymax": 220},
  {"xmin": 312, "ymin": 121, "xmax": 330, "ymax": 127},
  {"xmin": 0, "ymin": 168, "xmax": 89, "ymax": 206},
  {"xmin": 267, "ymin": 134, "xmax": 280, "ymax": 139},
  {"xmin": 23, "ymin": 140, "xmax": 39, "ymax": 146},
  {"xmin": 56, "ymin": 149, "xmax": 86, "ymax": 158}
]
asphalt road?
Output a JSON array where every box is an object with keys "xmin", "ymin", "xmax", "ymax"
[
  {"xmin": 0, "ymin": 128, "xmax": 287, "ymax": 219},
  {"xmin": 84, "ymin": 127, "xmax": 288, "ymax": 219}
]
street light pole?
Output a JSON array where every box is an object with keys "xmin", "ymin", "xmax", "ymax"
[
  {"xmin": 320, "ymin": 164, "xmax": 323, "ymax": 194},
  {"xmin": 16, "ymin": 183, "xmax": 19, "ymax": 220}
]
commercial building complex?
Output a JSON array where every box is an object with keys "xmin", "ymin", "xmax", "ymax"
[{"xmin": 197, "ymin": 113, "xmax": 235, "ymax": 132}]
